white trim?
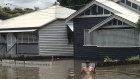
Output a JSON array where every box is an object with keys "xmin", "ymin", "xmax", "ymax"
[
  {"xmin": 89, "ymin": 14, "xmax": 136, "ymax": 33},
  {"xmin": 127, "ymin": 0, "xmax": 140, "ymax": 6},
  {"xmin": 83, "ymin": 45, "xmax": 97, "ymax": 46},
  {"xmin": 66, "ymin": 0, "xmax": 120, "ymax": 22},
  {"xmin": 120, "ymin": 2, "xmax": 140, "ymax": 14},
  {"xmin": 0, "ymin": 29, "xmax": 36, "ymax": 33},
  {"xmin": 83, "ymin": 45, "xmax": 140, "ymax": 47},
  {"xmin": 78, "ymin": 14, "xmax": 112, "ymax": 18},
  {"xmin": 89, "ymin": 15, "xmax": 115, "ymax": 33}
]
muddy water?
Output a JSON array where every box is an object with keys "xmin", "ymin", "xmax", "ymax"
[
  {"xmin": 0, "ymin": 59, "xmax": 74, "ymax": 79},
  {"xmin": 0, "ymin": 59, "xmax": 140, "ymax": 79},
  {"xmin": 96, "ymin": 64, "xmax": 140, "ymax": 79},
  {"xmin": 75, "ymin": 60, "xmax": 140, "ymax": 79}
]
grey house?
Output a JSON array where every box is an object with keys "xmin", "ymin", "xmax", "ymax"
[
  {"xmin": 67, "ymin": 0, "xmax": 140, "ymax": 60},
  {"xmin": 0, "ymin": 5, "xmax": 76, "ymax": 56}
]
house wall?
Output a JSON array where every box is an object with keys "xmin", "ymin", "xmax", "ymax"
[
  {"xmin": 39, "ymin": 20, "xmax": 73, "ymax": 56},
  {"xmin": 73, "ymin": 17, "xmax": 140, "ymax": 61}
]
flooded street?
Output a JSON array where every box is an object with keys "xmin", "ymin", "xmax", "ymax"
[
  {"xmin": 75, "ymin": 60, "xmax": 140, "ymax": 79},
  {"xmin": 0, "ymin": 59, "xmax": 140, "ymax": 79},
  {"xmin": 0, "ymin": 59, "xmax": 74, "ymax": 79},
  {"xmin": 96, "ymin": 64, "xmax": 140, "ymax": 79}
]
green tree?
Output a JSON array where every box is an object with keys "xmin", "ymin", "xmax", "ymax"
[
  {"xmin": 0, "ymin": 7, "xmax": 37, "ymax": 20},
  {"xmin": 58, "ymin": 0, "xmax": 92, "ymax": 10}
]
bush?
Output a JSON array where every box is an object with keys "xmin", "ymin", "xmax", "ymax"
[
  {"xmin": 104, "ymin": 56, "xmax": 116, "ymax": 62},
  {"xmin": 126, "ymin": 55, "xmax": 140, "ymax": 61}
]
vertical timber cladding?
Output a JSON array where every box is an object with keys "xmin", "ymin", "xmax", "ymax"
[
  {"xmin": 73, "ymin": 17, "xmax": 108, "ymax": 60},
  {"xmin": 39, "ymin": 20, "xmax": 73, "ymax": 56}
]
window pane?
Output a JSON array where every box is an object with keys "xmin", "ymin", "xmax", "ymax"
[
  {"xmin": 92, "ymin": 5, "xmax": 97, "ymax": 15},
  {"xmin": 113, "ymin": 19, "xmax": 117, "ymax": 25},
  {"xmin": 104, "ymin": 9, "xmax": 110, "ymax": 14},
  {"xmin": 126, "ymin": 0, "xmax": 131, "ymax": 6},
  {"xmin": 85, "ymin": 8, "xmax": 90, "ymax": 15},
  {"xmin": 118, "ymin": 20, "xmax": 123, "ymax": 25},
  {"xmin": 121, "ymin": 0, "xmax": 125, "ymax": 3},
  {"xmin": 132, "ymin": 3, "xmax": 138, "ymax": 9},
  {"xmin": 97, "ymin": 6, "xmax": 103, "ymax": 14},
  {"xmin": 84, "ymin": 30, "xmax": 90, "ymax": 45},
  {"xmin": 123, "ymin": 22, "xmax": 127, "ymax": 25}
]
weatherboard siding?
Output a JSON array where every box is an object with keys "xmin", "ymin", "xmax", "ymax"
[
  {"xmin": 39, "ymin": 20, "xmax": 73, "ymax": 56},
  {"xmin": 74, "ymin": 17, "xmax": 140, "ymax": 60}
]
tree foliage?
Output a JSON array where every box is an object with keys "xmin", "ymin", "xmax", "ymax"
[
  {"xmin": 0, "ymin": 6, "xmax": 37, "ymax": 20},
  {"xmin": 0, "ymin": 0, "xmax": 92, "ymax": 20},
  {"xmin": 58, "ymin": 0, "xmax": 92, "ymax": 10}
]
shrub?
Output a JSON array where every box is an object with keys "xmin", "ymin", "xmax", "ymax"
[
  {"xmin": 104, "ymin": 56, "xmax": 114, "ymax": 62},
  {"xmin": 126, "ymin": 55, "xmax": 140, "ymax": 61}
]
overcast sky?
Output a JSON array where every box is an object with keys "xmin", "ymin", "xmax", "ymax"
[{"xmin": 0, "ymin": 0, "xmax": 56, "ymax": 9}]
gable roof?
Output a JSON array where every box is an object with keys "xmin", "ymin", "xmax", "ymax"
[
  {"xmin": 89, "ymin": 13, "xmax": 138, "ymax": 33},
  {"xmin": 0, "ymin": 5, "xmax": 76, "ymax": 30},
  {"xmin": 66, "ymin": 0, "xmax": 139, "ymax": 22},
  {"xmin": 130, "ymin": 0, "xmax": 140, "ymax": 5}
]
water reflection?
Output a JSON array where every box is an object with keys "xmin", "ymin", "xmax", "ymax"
[{"xmin": 0, "ymin": 59, "xmax": 74, "ymax": 79}]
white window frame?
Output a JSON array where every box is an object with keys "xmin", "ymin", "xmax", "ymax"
[
  {"xmin": 84, "ymin": 28, "xmax": 140, "ymax": 47},
  {"xmin": 83, "ymin": 29, "xmax": 97, "ymax": 46}
]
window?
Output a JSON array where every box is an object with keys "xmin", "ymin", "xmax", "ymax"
[
  {"xmin": 113, "ymin": 19, "xmax": 117, "ymax": 25},
  {"xmin": 97, "ymin": 6, "xmax": 103, "ymax": 14},
  {"xmin": 104, "ymin": 9, "xmax": 110, "ymax": 14},
  {"xmin": 132, "ymin": 3, "xmax": 138, "ymax": 9},
  {"xmin": 17, "ymin": 32, "xmax": 38, "ymax": 43},
  {"xmin": 126, "ymin": 0, "xmax": 131, "ymax": 6},
  {"xmin": 90, "ymin": 29, "xmax": 139, "ymax": 47},
  {"xmin": 104, "ymin": 19, "xmax": 127, "ymax": 26},
  {"xmin": 118, "ymin": 20, "xmax": 123, "ymax": 25},
  {"xmin": 85, "ymin": 8, "xmax": 90, "ymax": 15},
  {"xmin": 121, "ymin": 0, "xmax": 125, "ymax": 3},
  {"xmin": 84, "ymin": 29, "xmax": 91, "ymax": 45},
  {"xmin": 92, "ymin": 5, "xmax": 97, "ymax": 15},
  {"xmin": 81, "ymin": 5, "xmax": 111, "ymax": 16}
]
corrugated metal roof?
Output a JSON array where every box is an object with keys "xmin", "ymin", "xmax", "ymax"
[
  {"xmin": 97, "ymin": 0, "xmax": 139, "ymax": 15},
  {"xmin": 0, "ymin": 5, "xmax": 76, "ymax": 30},
  {"xmin": 67, "ymin": 0, "xmax": 140, "ymax": 24},
  {"xmin": 115, "ymin": 13, "xmax": 139, "ymax": 23}
]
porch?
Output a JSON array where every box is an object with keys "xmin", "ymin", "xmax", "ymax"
[{"xmin": 0, "ymin": 29, "xmax": 39, "ymax": 56}]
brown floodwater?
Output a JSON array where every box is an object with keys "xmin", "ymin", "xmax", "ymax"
[
  {"xmin": 0, "ymin": 59, "xmax": 140, "ymax": 79},
  {"xmin": 0, "ymin": 59, "xmax": 74, "ymax": 79}
]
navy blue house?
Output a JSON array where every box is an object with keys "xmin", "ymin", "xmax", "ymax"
[{"xmin": 67, "ymin": 0, "xmax": 140, "ymax": 60}]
